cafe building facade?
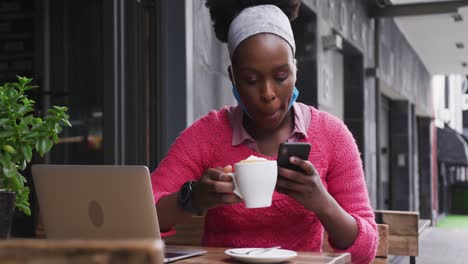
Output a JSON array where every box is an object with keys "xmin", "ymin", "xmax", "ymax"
[{"xmin": 1, "ymin": 0, "xmax": 441, "ymax": 235}]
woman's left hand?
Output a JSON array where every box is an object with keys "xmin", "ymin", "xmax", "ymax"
[{"xmin": 276, "ymin": 156, "xmax": 330, "ymax": 213}]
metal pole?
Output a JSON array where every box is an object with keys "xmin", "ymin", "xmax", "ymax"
[{"xmin": 375, "ymin": 18, "xmax": 383, "ymax": 208}]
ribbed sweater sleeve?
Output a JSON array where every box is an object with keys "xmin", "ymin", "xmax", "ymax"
[
  {"xmin": 318, "ymin": 111, "xmax": 378, "ymax": 264},
  {"xmin": 150, "ymin": 111, "xmax": 218, "ymax": 203}
]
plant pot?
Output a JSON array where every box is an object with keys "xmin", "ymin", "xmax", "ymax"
[{"xmin": 0, "ymin": 191, "xmax": 16, "ymax": 238}]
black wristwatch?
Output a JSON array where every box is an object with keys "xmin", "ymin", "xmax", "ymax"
[{"xmin": 177, "ymin": 180, "xmax": 203, "ymax": 216}]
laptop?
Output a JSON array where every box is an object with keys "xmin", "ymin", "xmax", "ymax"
[{"xmin": 32, "ymin": 164, "xmax": 206, "ymax": 263}]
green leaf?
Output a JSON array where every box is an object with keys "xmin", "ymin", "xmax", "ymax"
[
  {"xmin": 18, "ymin": 105, "xmax": 34, "ymax": 115},
  {"xmin": 23, "ymin": 131, "xmax": 39, "ymax": 140},
  {"xmin": 2, "ymin": 167, "xmax": 10, "ymax": 178},
  {"xmin": 53, "ymin": 106, "xmax": 67, "ymax": 112},
  {"xmin": 31, "ymin": 117, "xmax": 42, "ymax": 125},
  {"xmin": 0, "ymin": 154, "xmax": 11, "ymax": 168},
  {"xmin": 2, "ymin": 167, "xmax": 16, "ymax": 178},
  {"xmin": 9, "ymin": 165, "xmax": 17, "ymax": 175},
  {"xmin": 35, "ymin": 140, "xmax": 43, "ymax": 156},
  {"xmin": 16, "ymin": 204, "xmax": 31, "ymax": 216},
  {"xmin": 7, "ymin": 88, "xmax": 19, "ymax": 100},
  {"xmin": 19, "ymin": 124, "xmax": 29, "ymax": 135},
  {"xmin": 54, "ymin": 123, "xmax": 62, "ymax": 134},
  {"xmin": 11, "ymin": 82, "xmax": 23, "ymax": 91},
  {"xmin": 21, "ymin": 115, "xmax": 34, "ymax": 125},
  {"xmin": 17, "ymin": 174, "xmax": 24, "ymax": 188},
  {"xmin": 37, "ymin": 138, "xmax": 51, "ymax": 157},
  {"xmin": 44, "ymin": 139, "xmax": 53, "ymax": 153},
  {"xmin": 0, "ymin": 130, "xmax": 15, "ymax": 138},
  {"xmin": 0, "ymin": 118, "xmax": 9, "ymax": 127},
  {"xmin": 17, "ymin": 76, "xmax": 32, "ymax": 87},
  {"xmin": 20, "ymin": 144, "xmax": 32, "ymax": 162},
  {"xmin": 47, "ymin": 108, "xmax": 58, "ymax": 115},
  {"xmin": 19, "ymin": 160, "xmax": 27, "ymax": 170},
  {"xmin": 61, "ymin": 119, "xmax": 72, "ymax": 127},
  {"xmin": 11, "ymin": 174, "xmax": 22, "ymax": 189},
  {"xmin": 52, "ymin": 133, "xmax": 59, "ymax": 144},
  {"xmin": 45, "ymin": 115, "xmax": 58, "ymax": 122},
  {"xmin": 2, "ymin": 144, "xmax": 16, "ymax": 154},
  {"xmin": 17, "ymin": 192, "xmax": 27, "ymax": 203},
  {"xmin": 20, "ymin": 97, "xmax": 33, "ymax": 106}
]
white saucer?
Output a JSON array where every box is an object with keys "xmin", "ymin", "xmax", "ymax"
[{"xmin": 225, "ymin": 248, "xmax": 297, "ymax": 263}]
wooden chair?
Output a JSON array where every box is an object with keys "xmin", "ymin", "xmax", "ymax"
[
  {"xmin": 374, "ymin": 210, "xmax": 431, "ymax": 264},
  {"xmin": 323, "ymin": 224, "xmax": 389, "ymax": 264}
]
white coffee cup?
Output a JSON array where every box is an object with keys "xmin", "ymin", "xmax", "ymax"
[{"xmin": 227, "ymin": 160, "xmax": 277, "ymax": 208}]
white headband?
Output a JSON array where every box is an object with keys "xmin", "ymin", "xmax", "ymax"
[{"xmin": 227, "ymin": 5, "xmax": 296, "ymax": 58}]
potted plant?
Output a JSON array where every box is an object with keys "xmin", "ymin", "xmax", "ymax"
[{"xmin": 0, "ymin": 76, "xmax": 71, "ymax": 238}]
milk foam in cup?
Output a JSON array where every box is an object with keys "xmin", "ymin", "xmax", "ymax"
[{"xmin": 239, "ymin": 155, "xmax": 268, "ymax": 163}]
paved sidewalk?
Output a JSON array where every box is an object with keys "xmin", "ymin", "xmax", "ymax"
[{"xmin": 390, "ymin": 227, "xmax": 468, "ymax": 264}]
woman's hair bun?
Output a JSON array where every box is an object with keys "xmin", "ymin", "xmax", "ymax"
[{"xmin": 205, "ymin": 0, "xmax": 299, "ymax": 43}]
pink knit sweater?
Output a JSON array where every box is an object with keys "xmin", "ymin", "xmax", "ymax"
[{"xmin": 151, "ymin": 106, "xmax": 378, "ymax": 263}]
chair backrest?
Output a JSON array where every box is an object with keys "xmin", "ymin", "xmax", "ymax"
[{"xmin": 374, "ymin": 210, "xmax": 419, "ymax": 256}]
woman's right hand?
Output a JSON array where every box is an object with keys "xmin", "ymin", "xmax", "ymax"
[{"xmin": 192, "ymin": 165, "xmax": 242, "ymax": 210}]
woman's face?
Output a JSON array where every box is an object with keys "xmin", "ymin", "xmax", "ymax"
[{"xmin": 231, "ymin": 33, "xmax": 296, "ymax": 132}]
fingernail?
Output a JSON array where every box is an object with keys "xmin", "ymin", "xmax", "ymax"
[{"xmin": 289, "ymin": 156, "xmax": 296, "ymax": 163}]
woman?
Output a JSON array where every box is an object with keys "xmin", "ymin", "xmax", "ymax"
[{"xmin": 151, "ymin": 1, "xmax": 378, "ymax": 263}]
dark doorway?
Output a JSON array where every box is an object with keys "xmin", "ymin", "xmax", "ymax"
[
  {"xmin": 343, "ymin": 41, "xmax": 364, "ymax": 155},
  {"xmin": 380, "ymin": 95, "xmax": 391, "ymax": 209},
  {"xmin": 292, "ymin": 5, "xmax": 317, "ymax": 107}
]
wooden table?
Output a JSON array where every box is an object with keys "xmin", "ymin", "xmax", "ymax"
[
  {"xmin": 0, "ymin": 239, "xmax": 351, "ymax": 264},
  {"xmin": 170, "ymin": 246, "xmax": 351, "ymax": 264}
]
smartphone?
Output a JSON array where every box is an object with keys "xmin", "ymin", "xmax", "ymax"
[{"xmin": 277, "ymin": 142, "xmax": 311, "ymax": 172}]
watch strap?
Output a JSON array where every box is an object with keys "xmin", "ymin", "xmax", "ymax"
[{"xmin": 178, "ymin": 181, "xmax": 203, "ymax": 216}]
